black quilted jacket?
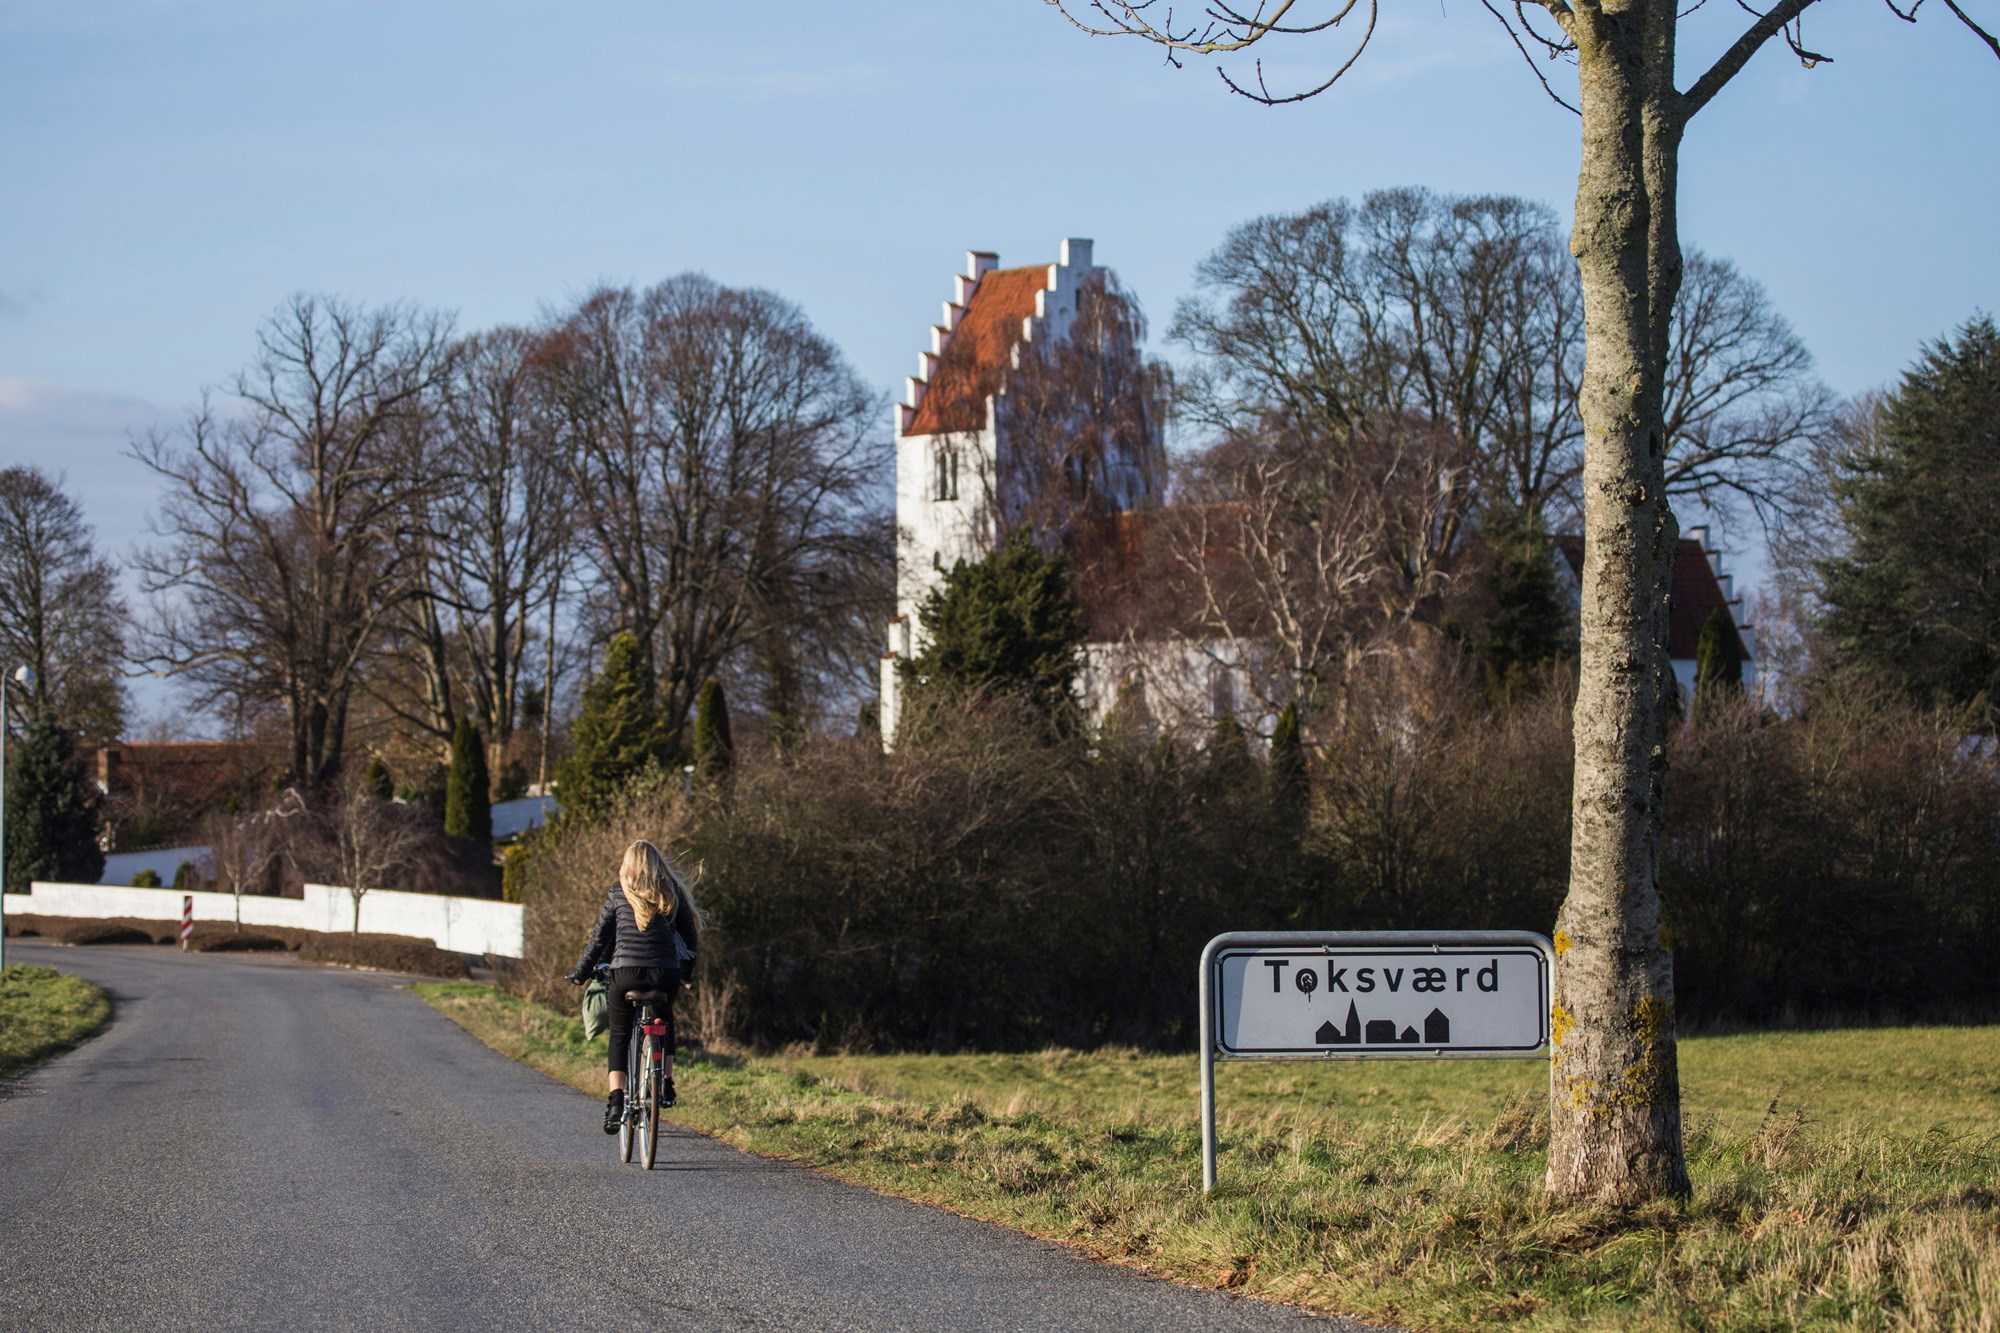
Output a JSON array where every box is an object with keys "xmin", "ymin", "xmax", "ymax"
[{"xmin": 573, "ymin": 881, "xmax": 699, "ymax": 975}]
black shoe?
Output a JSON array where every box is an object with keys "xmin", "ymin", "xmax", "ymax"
[
  {"xmin": 662, "ymin": 1078, "xmax": 677, "ymax": 1109},
  {"xmin": 603, "ymin": 1090, "xmax": 625, "ymax": 1134}
]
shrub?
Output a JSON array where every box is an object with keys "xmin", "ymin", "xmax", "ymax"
[
  {"xmin": 171, "ymin": 860, "xmax": 198, "ymax": 891},
  {"xmin": 130, "ymin": 869, "xmax": 162, "ymax": 888},
  {"xmin": 513, "ymin": 660, "xmax": 2000, "ymax": 1049}
]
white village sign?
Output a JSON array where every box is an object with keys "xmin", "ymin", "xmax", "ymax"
[{"xmin": 1198, "ymin": 931, "xmax": 1556, "ymax": 1192}]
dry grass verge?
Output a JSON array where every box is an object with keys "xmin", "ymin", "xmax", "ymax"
[
  {"xmin": 0, "ymin": 964, "xmax": 111, "ymax": 1077},
  {"xmin": 5, "ymin": 914, "xmax": 469, "ymax": 979},
  {"xmin": 416, "ymin": 981, "xmax": 2000, "ymax": 1332}
]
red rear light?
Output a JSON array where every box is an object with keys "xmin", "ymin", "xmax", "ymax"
[{"xmin": 643, "ymin": 1020, "xmax": 667, "ymax": 1037}]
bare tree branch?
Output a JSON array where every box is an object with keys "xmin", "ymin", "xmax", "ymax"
[{"xmin": 1682, "ymin": 0, "xmax": 1824, "ymax": 119}]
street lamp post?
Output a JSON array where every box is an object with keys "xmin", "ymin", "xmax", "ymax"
[{"xmin": 0, "ymin": 665, "xmax": 33, "ymax": 973}]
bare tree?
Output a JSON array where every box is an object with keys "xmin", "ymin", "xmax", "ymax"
[
  {"xmin": 201, "ymin": 792, "xmax": 297, "ymax": 931},
  {"xmin": 1156, "ymin": 416, "xmax": 1464, "ymax": 720},
  {"xmin": 0, "ymin": 467, "xmax": 127, "ymax": 741},
  {"xmin": 377, "ymin": 326, "xmax": 571, "ymax": 768},
  {"xmin": 1047, "ymin": 0, "xmax": 1998, "ymax": 1206},
  {"xmin": 1172, "ymin": 192, "xmax": 1830, "ymax": 535},
  {"xmin": 539, "ymin": 276, "xmax": 887, "ymax": 747},
  {"xmin": 1171, "ymin": 191, "xmax": 1576, "ymax": 532},
  {"xmin": 327, "ymin": 777, "xmax": 431, "ymax": 934},
  {"xmin": 988, "ymin": 269, "xmax": 1170, "ymax": 540},
  {"xmin": 1661, "ymin": 252, "xmax": 1838, "ymax": 529},
  {"xmin": 132, "ymin": 296, "xmax": 456, "ymax": 789}
]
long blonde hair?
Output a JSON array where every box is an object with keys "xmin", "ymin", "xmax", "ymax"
[{"xmin": 619, "ymin": 840, "xmax": 677, "ymax": 931}]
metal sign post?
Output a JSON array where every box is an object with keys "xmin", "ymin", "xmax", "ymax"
[{"xmin": 1199, "ymin": 930, "xmax": 1555, "ymax": 1193}]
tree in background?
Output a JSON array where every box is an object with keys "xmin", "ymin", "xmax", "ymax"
[
  {"xmin": 1693, "ymin": 606, "xmax": 1745, "ymax": 709},
  {"xmin": 1819, "ymin": 317, "xmax": 2000, "ymax": 711},
  {"xmin": 692, "ymin": 678, "xmax": 734, "ymax": 788},
  {"xmin": 4, "ymin": 716, "xmax": 105, "ymax": 891},
  {"xmin": 1269, "ymin": 702, "xmax": 1309, "ymax": 842},
  {"xmin": 1473, "ymin": 505, "xmax": 1573, "ymax": 701},
  {"xmin": 540, "ymin": 276, "xmax": 887, "ymax": 751},
  {"xmin": 444, "ymin": 715, "xmax": 493, "ymax": 844},
  {"xmin": 202, "ymin": 805, "xmax": 282, "ymax": 930},
  {"xmin": 381, "ymin": 326, "xmax": 571, "ymax": 761},
  {"xmin": 1049, "ymin": 0, "xmax": 1999, "ymax": 1208},
  {"xmin": 132, "ymin": 296, "xmax": 455, "ymax": 789},
  {"xmin": 0, "ymin": 467, "xmax": 127, "ymax": 742},
  {"xmin": 905, "ymin": 531, "xmax": 1087, "ymax": 732},
  {"xmin": 1168, "ymin": 191, "xmax": 1831, "ymax": 535},
  {"xmin": 328, "ymin": 773, "xmax": 432, "ymax": 933},
  {"xmin": 555, "ymin": 632, "xmax": 668, "ymax": 820}
]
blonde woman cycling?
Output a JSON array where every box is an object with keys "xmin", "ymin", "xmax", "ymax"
[{"xmin": 567, "ymin": 840, "xmax": 700, "ymax": 1133}]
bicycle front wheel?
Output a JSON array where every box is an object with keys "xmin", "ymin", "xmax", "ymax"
[{"xmin": 639, "ymin": 1033, "xmax": 659, "ymax": 1170}]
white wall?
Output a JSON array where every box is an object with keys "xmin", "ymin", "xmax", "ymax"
[{"xmin": 3, "ymin": 880, "xmax": 523, "ymax": 959}]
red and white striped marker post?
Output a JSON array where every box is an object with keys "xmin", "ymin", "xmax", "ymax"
[{"xmin": 180, "ymin": 895, "xmax": 193, "ymax": 952}]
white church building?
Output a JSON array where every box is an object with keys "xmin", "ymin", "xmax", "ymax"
[
  {"xmin": 876, "ymin": 240, "xmax": 1756, "ymax": 747},
  {"xmin": 879, "ymin": 239, "xmax": 1184, "ymax": 746}
]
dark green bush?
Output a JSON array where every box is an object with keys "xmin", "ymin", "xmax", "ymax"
[{"xmin": 511, "ymin": 667, "xmax": 1999, "ymax": 1050}]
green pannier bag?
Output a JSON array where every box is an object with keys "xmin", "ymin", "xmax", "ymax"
[{"xmin": 580, "ymin": 975, "xmax": 608, "ymax": 1041}]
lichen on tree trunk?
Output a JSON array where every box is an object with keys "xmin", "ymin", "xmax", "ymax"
[{"xmin": 1548, "ymin": 3, "xmax": 1690, "ymax": 1205}]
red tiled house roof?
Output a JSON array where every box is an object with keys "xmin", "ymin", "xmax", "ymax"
[
  {"xmin": 904, "ymin": 264, "xmax": 1049, "ymax": 437},
  {"xmin": 1553, "ymin": 535, "xmax": 1749, "ymax": 662}
]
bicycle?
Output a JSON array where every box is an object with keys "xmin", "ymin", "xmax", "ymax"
[{"xmin": 599, "ymin": 965, "xmax": 674, "ymax": 1170}]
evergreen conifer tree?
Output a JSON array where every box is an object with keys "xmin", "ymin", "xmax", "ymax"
[
  {"xmin": 1204, "ymin": 712, "xmax": 1256, "ymax": 790},
  {"xmin": 905, "ymin": 530, "xmax": 1087, "ymax": 731},
  {"xmin": 444, "ymin": 716, "xmax": 493, "ymax": 843},
  {"xmin": 555, "ymin": 632, "xmax": 667, "ymax": 820},
  {"xmin": 1269, "ymin": 702, "xmax": 1309, "ymax": 839},
  {"xmin": 4, "ymin": 716, "xmax": 105, "ymax": 891},
  {"xmin": 1477, "ymin": 504, "xmax": 1571, "ymax": 701},
  {"xmin": 692, "ymin": 677, "xmax": 734, "ymax": 787},
  {"xmin": 1693, "ymin": 605, "xmax": 1744, "ymax": 712},
  {"xmin": 1821, "ymin": 317, "xmax": 2000, "ymax": 707}
]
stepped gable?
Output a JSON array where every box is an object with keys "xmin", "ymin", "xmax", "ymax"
[
  {"xmin": 1554, "ymin": 532, "xmax": 1750, "ymax": 662},
  {"xmin": 904, "ymin": 263, "xmax": 1049, "ymax": 437}
]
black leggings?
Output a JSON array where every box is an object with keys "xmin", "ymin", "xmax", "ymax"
[{"xmin": 605, "ymin": 966, "xmax": 678, "ymax": 1073}]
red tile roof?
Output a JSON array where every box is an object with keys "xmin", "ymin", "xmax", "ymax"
[
  {"xmin": 905, "ymin": 265, "xmax": 1048, "ymax": 437},
  {"xmin": 1554, "ymin": 535, "xmax": 1747, "ymax": 662}
]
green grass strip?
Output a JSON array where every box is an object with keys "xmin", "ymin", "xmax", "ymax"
[
  {"xmin": 415, "ymin": 981, "xmax": 2000, "ymax": 1331},
  {"xmin": 0, "ymin": 964, "xmax": 111, "ymax": 1077}
]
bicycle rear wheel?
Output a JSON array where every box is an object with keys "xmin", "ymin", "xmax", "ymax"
[
  {"xmin": 618, "ymin": 1027, "xmax": 638, "ymax": 1164},
  {"xmin": 639, "ymin": 1031, "xmax": 659, "ymax": 1170}
]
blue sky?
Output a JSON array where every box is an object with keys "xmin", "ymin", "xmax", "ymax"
[{"xmin": 3, "ymin": 2, "xmax": 1994, "ymax": 726}]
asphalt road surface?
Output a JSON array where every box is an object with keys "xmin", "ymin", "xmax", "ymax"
[{"xmin": 0, "ymin": 943, "xmax": 1377, "ymax": 1332}]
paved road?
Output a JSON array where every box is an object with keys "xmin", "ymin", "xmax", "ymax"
[{"xmin": 0, "ymin": 943, "xmax": 1373, "ymax": 1331}]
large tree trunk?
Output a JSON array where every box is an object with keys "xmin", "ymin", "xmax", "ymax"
[{"xmin": 1547, "ymin": 7, "xmax": 1690, "ymax": 1205}]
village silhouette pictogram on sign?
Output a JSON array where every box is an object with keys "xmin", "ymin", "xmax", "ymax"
[{"xmin": 1314, "ymin": 1000, "xmax": 1452, "ymax": 1046}]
